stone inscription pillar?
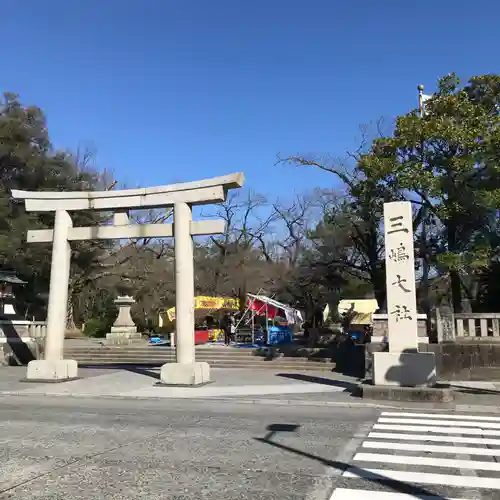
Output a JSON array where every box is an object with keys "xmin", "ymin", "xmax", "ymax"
[
  {"xmin": 372, "ymin": 201, "xmax": 436, "ymax": 387},
  {"xmin": 384, "ymin": 201, "xmax": 419, "ymax": 353}
]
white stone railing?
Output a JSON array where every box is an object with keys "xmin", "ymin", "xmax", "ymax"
[
  {"xmin": 455, "ymin": 313, "xmax": 500, "ymax": 338},
  {"xmin": 0, "ymin": 320, "xmax": 47, "ymax": 343},
  {"xmin": 28, "ymin": 321, "xmax": 47, "ymax": 339},
  {"xmin": 436, "ymin": 310, "xmax": 500, "ymax": 341}
]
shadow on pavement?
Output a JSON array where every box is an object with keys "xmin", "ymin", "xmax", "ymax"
[
  {"xmin": 275, "ymin": 373, "xmax": 358, "ymax": 394},
  {"xmin": 78, "ymin": 363, "xmax": 162, "ymax": 369},
  {"xmin": 256, "ymin": 424, "xmax": 449, "ymax": 499},
  {"xmin": 77, "ymin": 364, "xmax": 162, "ymax": 380},
  {"xmin": 2, "ymin": 320, "xmax": 37, "ymax": 365},
  {"xmin": 125, "ymin": 366, "xmax": 161, "ymax": 380}
]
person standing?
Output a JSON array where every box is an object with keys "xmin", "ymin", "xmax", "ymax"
[
  {"xmin": 220, "ymin": 313, "xmax": 231, "ymax": 346},
  {"xmin": 229, "ymin": 315, "xmax": 236, "ymax": 344}
]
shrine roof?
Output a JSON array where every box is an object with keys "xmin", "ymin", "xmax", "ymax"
[{"xmin": 0, "ymin": 270, "xmax": 27, "ymax": 285}]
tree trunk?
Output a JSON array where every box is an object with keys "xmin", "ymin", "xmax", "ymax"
[
  {"xmin": 66, "ymin": 285, "xmax": 76, "ymax": 330},
  {"xmin": 366, "ymin": 226, "xmax": 386, "ymax": 310},
  {"xmin": 450, "ymin": 270, "xmax": 463, "ymax": 313},
  {"xmin": 66, "ymin": 296, "xmax": 78, "ymax": 330},
  {"xmin": 371, "ymin": 264, "xmax": 387, "ymax": 312},
  {"xmin": 447, "ymin": 219, "xmax": 462, "ymax": 313},
  {"xmin": 65, "ymin": 285, "xmax": 83, "ymax": 337},
  {"xmin": 238, "ymin": 282, "xmax": 247, "ymax": 315}
]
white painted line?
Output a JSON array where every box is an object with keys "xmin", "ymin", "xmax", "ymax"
[
  {"xmin": 329, "ymin": 488, "xmax": 470, "ymax": 500},
  {"xmin": 342, "ymin": 468, "xmax": 500, "ymax": 489},
  {"xmin": 373, "ymin": 424, "xmax": 500, "ymax": 437},
  {"xmin": 379, "ymin": 417, "xmax": 500, "ymax": 429},
  {"xmin": 367, "ymin": 431, "xmax": 500, "ymax": 446},
  {"xmin": 381, "ymin": 411, "xmax": 500, "ymax": 422},
  {"xmin": 354, "ymin": 452, "xmax": 500, "ymax": 472},
  {"xmin": 362, "ymin": 440, "xmax": 500, "ymax": 456}
]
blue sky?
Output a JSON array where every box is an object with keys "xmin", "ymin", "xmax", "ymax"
[{"xmin": 2, "ymin": 0, "xmax": 499, "ymax": 199}]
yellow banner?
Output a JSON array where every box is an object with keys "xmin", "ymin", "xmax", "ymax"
[
  {"xmin": 337, "ymin": 299, "xmax": 378, "ymax": 325},
  {"xmin": 166, "ymin": 307, "xmax": 175, "ymax": 322},
  {"xmin": 195, "ymin": 296, "xmax": 240, "ymax": 310},
  {"xmin": 208, "ymin": 328, "xmax": 225, "ymax": 341},
  {"xmin": 165, "ymin": 296, "xmax": 239, "ymax": 322}
]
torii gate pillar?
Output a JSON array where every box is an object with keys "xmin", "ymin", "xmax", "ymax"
[
  {"xmin": 29, "ymin": 209, "xmax": 78, "ymax": 381},
  {"xmin": 12, "ymin": 173, "xmax": 244, "ymax": 385},
  {"xmin": 160, "ymin": 201, "xmax": 205, "ymax": 385}
]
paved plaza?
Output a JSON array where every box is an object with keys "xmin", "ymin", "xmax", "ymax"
[
  {"xmin": 0, "ymin": 366, "xmax": 499, "ymax": 409},
  {"xmin": 0, "ymin": 366, "xmax": 358, "ymax": 399}
]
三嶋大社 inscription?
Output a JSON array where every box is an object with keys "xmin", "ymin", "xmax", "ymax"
[
  {"xmin": 384, "ymin": 202, "xmax": 418, "ymax": 352},
  {"xmin": 371, "ymin": 200, "xmax": 436, "ymax": 388}
]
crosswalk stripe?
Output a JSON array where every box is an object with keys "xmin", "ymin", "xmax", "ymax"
[
  {"xmin": 354, "ymin": 452, "xmax": 500, "ymax": 471},
  {"xmin": 379, "ymin": 417, "xmax": 500, "ymax": 429},
  {"xmin": 381, "ymin": 411, "xmax": 500, "ymax": 422},
  {"xmin": 367, "ymin": 431, "xmax": 500, "ymax": 446},
  {"xmin": 342, "ymin": 468, "xmax": 500, "ymax": 489},
  {"xmin": 362, "ymin": 440, "xmax": 500, "ymax": 456},
  {"xmin": 373, "ymin": 423, "xmax": 500, "ymax": 436},
  {"xmin": 331, "ymin": 412, "xmax": 500, "ymax": 499},
  {"xmin": 329, "ymin": 488, "xmax": 471, "ymax": 500}
]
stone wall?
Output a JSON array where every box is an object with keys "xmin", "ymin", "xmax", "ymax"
[
  {"xmin": 421, "ymin": 342, "xmax": 500, "ymax": 381},
  {"xmin": 361, "ymin": 341, "xmax": 500, "ymax": 381}
]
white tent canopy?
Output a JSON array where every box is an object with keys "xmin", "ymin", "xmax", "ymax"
[{"xmin": 246, "ymin": 293, "xmax": 303, "ymax": 324}]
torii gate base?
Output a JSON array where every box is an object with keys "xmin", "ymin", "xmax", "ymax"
[
  {"xmin": 27, "ymin": 359, "xmax": 79, "ymax": 382},
  {"xmin": 158, "ymin": 362, "xmax": 210, "ymax": 387},
  {"xmin": 12, "ymin": 173, "xmax": 244, "ymax": 386}
]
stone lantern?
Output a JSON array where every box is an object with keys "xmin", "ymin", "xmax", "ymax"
[
  {"xmin": 106, "ymin": 279, "xmax": 142, "ymax": 344},
  {"xmin": 0, "ymin": 270, "xmax": 26, "ymax": 320},
  {"xmin": 0, "ymin": 269, "xmax": 41, "ymax": 366}
]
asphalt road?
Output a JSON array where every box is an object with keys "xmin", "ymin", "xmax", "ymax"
[
  {"xmin": 1, "ymin": 396, "xmax": 499, "ymax": 499},
  {"xmin": 0, "ymin": 395, "xmax": 378, "ymax": 500}
]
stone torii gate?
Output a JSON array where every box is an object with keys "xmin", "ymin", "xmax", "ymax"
[{"xmin": 12, "ymin": 173, "xmax": 244, "ymax": 385}]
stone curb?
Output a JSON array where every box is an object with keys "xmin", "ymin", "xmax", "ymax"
[
  {"xmin": 204, "ymin": 398, "xmax": 500, "ymax": 414},
  {"xmin": 0, "ymin": 390, "xmax": 499, "ymax": 413}
]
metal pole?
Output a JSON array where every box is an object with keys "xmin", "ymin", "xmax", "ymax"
[
  {"xmin": 418, "ymin": 84, "xmax": 431, "ymax": 334},
  {"xmin": 251, "ymin": 299, "xmax": 255, "ymax": 345},
  {"xmin": 265, "ymin": 302, "xmax": 269, "ymax": 344}
]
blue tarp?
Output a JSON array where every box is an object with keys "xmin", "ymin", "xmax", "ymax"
[{"xmin": 267, "ymin": 325, "xmax": 293, "ymax": 345}]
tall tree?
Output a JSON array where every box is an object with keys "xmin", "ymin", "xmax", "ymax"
[
  {"xmin": 201, "ymin": 191, "xmax": 276, "ymax": 306},
  {"xmin": 279, "ymin": 124, "xmax": 404, "ymax": 309},
  {"xmin": 359, "ymin": 73, "xmax": 500, "ymax": 312},
  {"xmin": 0, "ymin": 93, "xmax": 118, "ymax": 320}
]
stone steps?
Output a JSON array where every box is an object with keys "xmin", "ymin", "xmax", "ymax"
[
  {"xmin": 67, "ymin": 347, "xmax": 259, "ymax": 356},
  {"xmin": 74, "ymin": 359, "xmax": 334, "ymax": 372},
  {"xmin": 64, "ymin": 346, "xmax": 335, "ymax": 372},
  {"xmin": 64, "ymin": 346, "xmax": 332, "ymax": 358}
]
